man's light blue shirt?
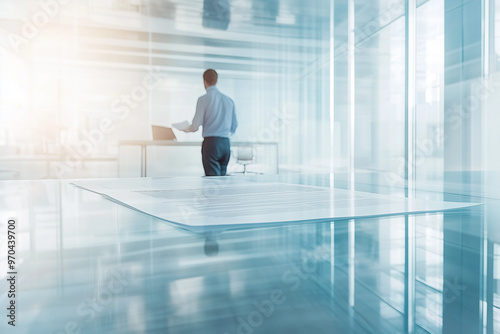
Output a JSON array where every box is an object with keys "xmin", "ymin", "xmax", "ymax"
[{"xmin": 189, "ymin": 86, "xmax": 237, "ymax": 138}]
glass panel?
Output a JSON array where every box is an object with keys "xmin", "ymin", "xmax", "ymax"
[
  {"xmin": 354, "ymin": 16, "xmax": 405, "ymax": 177},
  {"xmin": 415, "ymin": 0, "xmax": 444, "ymax": 192},
  {"xmin": 415, "ymin": 214, "xmax": 444, "ymax": 333}
]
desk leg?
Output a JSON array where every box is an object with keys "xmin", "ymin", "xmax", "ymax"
[
  {"xmin": 140, "ymin": 145, "xmax": 145, "ymax": 177},
  {"xmin": 276, "ymin": 144, "xmax": 279, "ymax": 174},
  {"xmin": 144, "ymin": 146, "xmax": 148, "ymax": 177},
  {"xmin": 118, "ymin": 146, "xmax": 121, "ymax": 177}
]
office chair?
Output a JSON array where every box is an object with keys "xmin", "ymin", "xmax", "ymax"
[{"xmin": 235, "ymin": 145, "xmax": 257, "ymax": 175}]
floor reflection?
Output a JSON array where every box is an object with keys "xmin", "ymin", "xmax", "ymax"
[
  {"xmin": 0, "ymin": 179, "xmax": 489, "ymax": 333},
  {"xmin": 204, "ymin": 235, "xmax": 220, "ymax": 257}
]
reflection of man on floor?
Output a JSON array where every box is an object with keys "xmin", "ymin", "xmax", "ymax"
[
  {"xmin": 204, "ymin": 236, "xmax": 219, "ymax": 257},
  {"xmin": 182, "ymin": 69, "xmax": 238, "ymax": 176}
]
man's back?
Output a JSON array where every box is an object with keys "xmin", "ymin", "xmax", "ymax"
[
  {"xmin": 191, "ymin": 86, "xmax": 237, "ymax": 138},
  {"xmin": 184, "ymin": 69, "xmax": 237, "ymax": 176}
]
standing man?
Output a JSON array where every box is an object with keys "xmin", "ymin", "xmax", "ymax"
[{"xmin": 182, "ymin": 69, "xmax": 238, "ymax": 176}]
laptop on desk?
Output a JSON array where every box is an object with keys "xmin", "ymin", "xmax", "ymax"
[{"xmin": 152, "ymin": 126, "xmax": 177, "ymax": 141}]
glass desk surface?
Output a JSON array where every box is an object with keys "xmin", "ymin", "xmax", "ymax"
[{"xmin": 0, "ymin": 175, "xmax": 492, "ymax": 334}]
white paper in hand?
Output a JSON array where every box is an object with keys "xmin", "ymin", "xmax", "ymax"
[{"xmin": 172, "ymin": 121, "xmax": 190, "ymax": 131}]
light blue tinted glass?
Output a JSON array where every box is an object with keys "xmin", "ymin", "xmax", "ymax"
[
  {"xmin": 4, "ymin": 0, "xmax": 500, "ymax": 332},
  {"xmin": 415, "ymin": 0, "xmax": 444, "ymax": 192}
]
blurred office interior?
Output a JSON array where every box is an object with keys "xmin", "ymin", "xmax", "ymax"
[
  {"xmin": 4, "ymin": 1, "xmax": 500, "ymax": 333},
  {"xmin": 0, "ymin": 0, "xmax": 331, "ymax": 178},
  {"xmin": 0, "ymin": 0, "xmax": 497, "ymax": 186}
]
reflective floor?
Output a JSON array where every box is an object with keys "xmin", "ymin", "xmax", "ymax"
[{"xmin": 0, "ymin": 175, "xmax": 494, "ymax": 333}]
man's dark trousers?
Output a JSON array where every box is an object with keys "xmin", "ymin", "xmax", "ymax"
[{"xmin": 202, "ymin": 137, "xmax": 230, "ymax": 176}]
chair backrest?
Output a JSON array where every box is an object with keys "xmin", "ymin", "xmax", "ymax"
[{"xmin": 237, "ymin": 146, "xmax": 254, "ymax": 161}]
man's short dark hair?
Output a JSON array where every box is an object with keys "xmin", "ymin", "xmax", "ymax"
[{"xmin": 203, "ymin": 69, "xmax": 218, "ymax": 86}]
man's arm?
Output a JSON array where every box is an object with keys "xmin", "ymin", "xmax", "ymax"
[
  {"xmin": 185, "ymin": 97, "xmax": 204, "ymax": 132},
  {"xmin": 230, "ymin": 102, "xmax": 238, "ymax": 134}
]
